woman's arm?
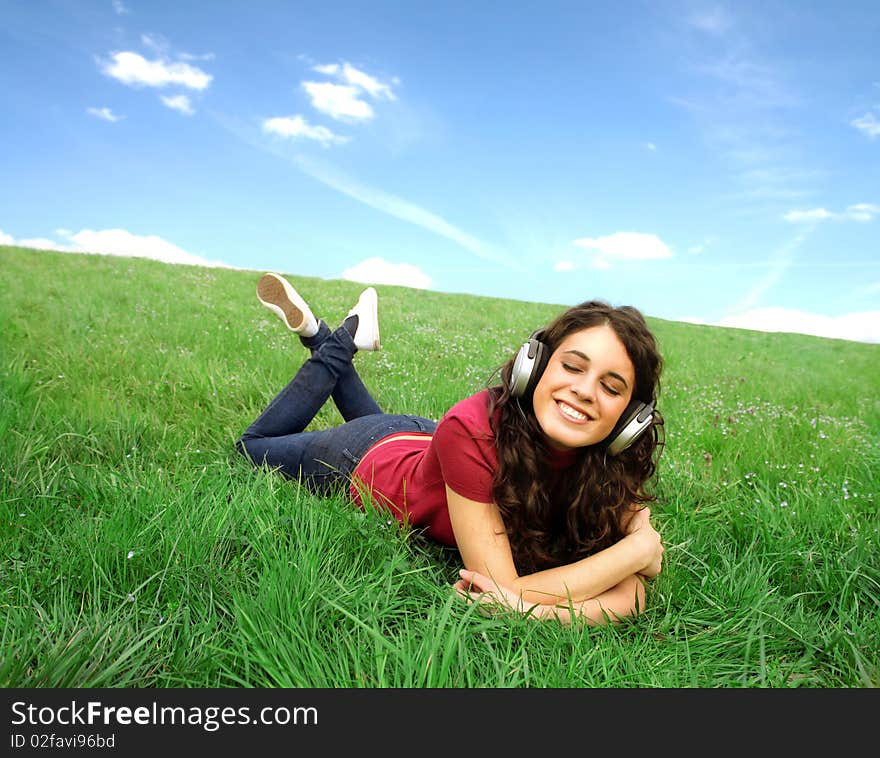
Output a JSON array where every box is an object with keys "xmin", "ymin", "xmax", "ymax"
[
  {"xmin": 454, "ymin": 570, "xmax": 647, "ymax": 626},
  {"xmin": 446, "ymin": 485, "xmax": 663, "ymax": 606}
]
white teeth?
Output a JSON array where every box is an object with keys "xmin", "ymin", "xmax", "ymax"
[{"xmin": 559, "ymin": 402, "xmax": 586, "ymax": 421}]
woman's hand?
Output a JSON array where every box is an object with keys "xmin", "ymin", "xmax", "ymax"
[
  {"xmin": 453, "ymin": 569, "xmax": 542, "ymax": 618},
  {"xmin": 625, "ymin": 506, "xmax": 664, "ymax": 578}
]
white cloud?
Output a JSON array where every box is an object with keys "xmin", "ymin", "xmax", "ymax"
[
  {"xmin": 179, "ymin": 51, "xmax": 216, "ymax": 62},
  {"xmin": 87, "ymin": 106, "xmax": 122, "ymax": 122},
  {"xmin": 572, "ymin": 231, "xmax": 673, "ymax": 269},
  {"xmin": 100, "ymin": 51, "xmax": 212, "ymax": 90},
  {"xmin": 342, "ymin": 257, "xmax": 431, "ymax": 289},
  {"xmin": 783, "ymin": 208, "xmax": 834, "ymax": 223},
  {"xmin": 302, "ymin": 81, "xmax": 374, "ymax": 122},
  {"xmin": 302, "ymin": 61, "xmax": 397, "ymax": 123},
  {"xmin": 714, "ymin": 307, "xmax": 880, "ymax": 344},
  {"xmin": 112, "ymin": 0, "xmax": 129, "ymax": 14},
  {"xmin": 337, "ymin": 62, "xmax": 396, "ymax": 101},
  {"xmin": 553, "ymin": 260, "xmax": 576, "ymax": 272},
  {"xmin": 313, "ymin": 62, "xmax": 396, "ymax": 100},
  {"xmin": 845, "ymin": 203, "xmax": 880, "ymax": 221},
  {"xmin": 0, "ymin": 227, "xmax": 233, "ymax": 269},
  {"xmin": 851, "ymin": 112, "xmax": 880, "ymax": 139},
  {"xmin": 784, "ymin": 204, "xmax": 880, "ymax": 223},
  {"xmin": 160, "ymin": 94, "xmax": 194, "ymax": 115},
  {"xmin": 262, "ymin": 115, "xmax": 349, "ymax": 146},
  {"xmin": 643, "ymin": 141, "xmax": 657, "ymax": 151}
]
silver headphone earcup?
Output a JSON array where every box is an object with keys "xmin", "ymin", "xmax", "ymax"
[
  {"xmin": 509, "ymin": 342, "xmax": 535, "ymax": 397},
  {"xmin": 606, "ymin": 401, "xmax": 654, "ymax": 456},
  {"xmin": 509, "ymin": 338, "xmax": 548, "ymax": 398}
]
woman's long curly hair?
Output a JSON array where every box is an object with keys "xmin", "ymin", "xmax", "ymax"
[{"xmin": 488, "ymin": 300, "xmax": 664, "ymax": 575}]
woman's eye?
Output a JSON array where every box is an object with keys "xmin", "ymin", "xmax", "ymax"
[
  {"xmin": 602, "ymin": 383, "xmax": 621, "ymax": 396},
  {"xmin": 562, "ymin": 363, "xmax": 582, "ymax": 373}
]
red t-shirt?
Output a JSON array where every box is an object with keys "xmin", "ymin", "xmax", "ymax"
[
  {"xmin": 349, "ymin": 389, "xmax": 496, "ymax": 546},
  {"xmin": 349, "ymin": 389, "xmax": 576, "ymax": 547}
]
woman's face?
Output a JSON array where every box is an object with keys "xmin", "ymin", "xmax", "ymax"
[{"xmin": 532, "ymin": 325, "xmax": 636, "ymax": 451}]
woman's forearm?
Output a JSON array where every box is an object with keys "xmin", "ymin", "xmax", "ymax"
[
  {"xmin": 533, "ymin": 574, "xmax": 646, "ymax": 625},
  {"xmin": 510, "ymin": 533, "xmax": 650, "ymax": 605}
]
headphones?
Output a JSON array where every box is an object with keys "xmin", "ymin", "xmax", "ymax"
[{"xmin": 508, "ymin": 329, "xmax": 655, "ymax": 456}]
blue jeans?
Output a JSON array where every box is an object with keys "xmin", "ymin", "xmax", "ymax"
[{"xmin": 236, "ymin": 321, "xmax": 436, "ymax": 495}]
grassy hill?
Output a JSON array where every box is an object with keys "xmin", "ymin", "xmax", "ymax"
[{"xmin": 1, "ymin": 244, "xmax": 877, "ymax": 687}]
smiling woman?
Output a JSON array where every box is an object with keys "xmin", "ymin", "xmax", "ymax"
[{"xmin": 236, "ymin": 273, "xmax": 666, "ymax": 626}]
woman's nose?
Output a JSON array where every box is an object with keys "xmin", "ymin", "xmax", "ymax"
[{"xmin": 571, "ymin": 373, "xmax": 596, "ymax": 401}]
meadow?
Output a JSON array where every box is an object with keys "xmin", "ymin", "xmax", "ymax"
[{"xmin": 1, "ymin": 245, "xmax": 877, "ymax": 688}]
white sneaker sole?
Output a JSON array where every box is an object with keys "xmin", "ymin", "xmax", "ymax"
[{"xmin": 257, "ymin": 273, "xmax": 309, "ymax": 331}]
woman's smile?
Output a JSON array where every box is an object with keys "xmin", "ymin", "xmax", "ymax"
[{"xmin": 555, "ymin": 399, "xmax": 591, "ymax": 424}]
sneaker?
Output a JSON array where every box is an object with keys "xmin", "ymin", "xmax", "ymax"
[
  {"xmin": 256, "ymin": 273, "xmax": 319, "ymax": 336},
  {"xmin": 345, "ymin": 287, "xmax": 381, "ymax": 351}
]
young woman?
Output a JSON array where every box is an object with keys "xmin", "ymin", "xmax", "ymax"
[{"xmin": 237, "ymin": 273, "xmax": 665, "ymax": 625}]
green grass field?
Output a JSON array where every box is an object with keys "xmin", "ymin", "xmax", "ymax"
[{"xmin": 2, "ymin": 245, "xmax": 878, "ymax": 688}]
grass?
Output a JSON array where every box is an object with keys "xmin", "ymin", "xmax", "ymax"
[{"xmin": 1, "ymin": 244, "xmax": 878, "ymax": 688}]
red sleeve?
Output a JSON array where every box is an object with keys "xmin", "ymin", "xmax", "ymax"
[{"xmin": 432, "ymin": 393, "xmax": 497, "ymax": 503}]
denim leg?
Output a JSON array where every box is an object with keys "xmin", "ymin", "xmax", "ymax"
[
  {"xmin": 238, "ymin": 413, "xmax": 437, "ymax": 495},
  {"xmin": 239, "ymin": 322, "xmax": 377, "ymax": 442},
  {"xmin": 237, "ymin": 320, "xmax": 386, "ymax": 484},
  {"xmin": 303, "ymin": 323, "xmax": 382, "ymax": 422}
]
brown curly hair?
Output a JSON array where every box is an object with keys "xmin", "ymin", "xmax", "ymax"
[{"xmin": 487, "ymin": 300, "xmax": 664, "ymax": 575}]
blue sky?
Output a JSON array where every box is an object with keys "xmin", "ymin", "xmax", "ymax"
[{"xmin": 2, "ymin": 0, "xmax": 879, "ymax": 343}]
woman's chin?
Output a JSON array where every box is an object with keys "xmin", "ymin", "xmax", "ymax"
[{"xmin": 540, "ymin": 418, "xmax": 603, "ymax": 451}]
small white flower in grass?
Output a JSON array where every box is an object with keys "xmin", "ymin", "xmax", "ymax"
[
  {"xmin": 19, "ymin": 513, "xmax": 27, "ymax": 517},
  {"xmin": 126, "ymin": 593, "xmax": 135, "ymax": 602},
  {"xmin": 127, "ymin": 550, "xmax": 135, "ymax": 559},
  {"xmin": 780, "ymin": 501, "xmax": 788, "ymax": 507}
]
